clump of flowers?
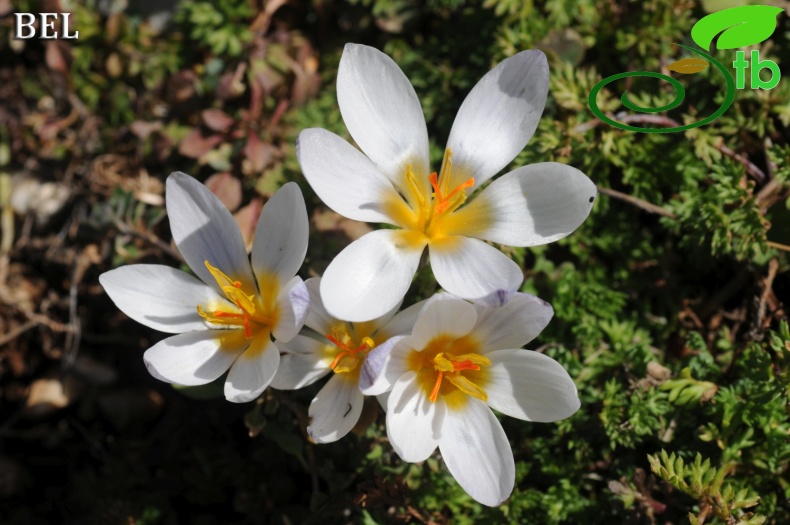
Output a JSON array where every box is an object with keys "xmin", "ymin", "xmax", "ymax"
[{"xmin": 101, "ymin": 43, "xmax": 595, "ymax": 509}]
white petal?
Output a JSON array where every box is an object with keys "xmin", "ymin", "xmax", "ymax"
[
  {"xmin": 272, "ymin": 277, "xmax": 310, "ymax": 343},
  {"xmin": 251, "ymin": 182, "xmax": 309, "ymax": 287},
  {"xmin": 411, "ymin": 297, "xmax": 477, "ymax": 350},
  {"xmin": 415, "ymin": 291, "xmax": 460, "ymax": 314},
  {"xmin": 166, "ymin": 172, "xmax": 256, "ymax": 294},
  {"xmin": 321, "ymin": 229, "xmax": 425, "ymax": 322},
  {"xmin": 472, "ymin": 292, "xmax": 553, "ymax": 352},
  {"xmin": 303, "ymin": 277, "xmax": 336, "ymax": 335},
  {"xmin": 458, "ymin": 163, "xmax": 597, "ymax": 246},
  {"xmin": 277, "ymin": 334, "xmax": 328, "ymax": 355},
  {"xmin": 445, "ymin": 50, "xmax": 549, "ymax": 189},
  {"xmin": 143, "ymin": 329, "xmax": 249, "ymax": 386},
  {"xmin": 296, "ymin": 128, "xmax": 403, "ymax": 224},
  {"xmin": 270, "ymin": 336, "xmax": 331, "ymax": 390},
  {"xmin": 337, "ymin": 44, "xmax": 430, "ymax": 195},
  {"xmin": 376, "ymin": 392, "xmax": 390, "ymax": 411},
  {"xmin": 307, "ymin": 374, "xmax": 364, "ymax": 443},
  {"xmin": 429, "ymin": 236, "xmax": 523, "ymax": 301},
  {"xmin": 377, "ymin": 298, "xmax": 428, "ymax": 338},
  {"xmin": 359, "ymin": 335, "xmax": 410, "ymax": 395},
  {"xmin": 484, "ymin": 349, "xmax": 580, "ymax": 422},
  {"xmin": 386, "ymin": 371, "xmax": 445, "ymax": 462},
  {"xmin": 100, "ymin": 264, "xmax": 231, "ymax": 333},
  {"xmin": 224, "ymin": 334, "xmax": 280, "ymax": 403},
  {"xmin": 439, "ymin": 398, "xmax": 515, "ymax": 507}
]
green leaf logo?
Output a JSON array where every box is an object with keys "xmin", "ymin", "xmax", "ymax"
[
  {"xmin": 668, "ymin": 58, "xmax": 710, "ymax": 74},
  {"xmin": 691, "ymin": 5, "xmax": 783, "ymax": 51}
]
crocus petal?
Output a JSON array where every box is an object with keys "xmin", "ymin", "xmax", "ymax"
[
  {"xmin": 484, "ymin": 349, "xmax": 581, "ymax": 422},
  {"xmin": 336, "ymin": 43, "xmax": 431, "ymax": 197},
  {"xmin": 455, "ymin": 163, "xmax": 596, "ymax": 246},
  {"xmin": 321, "ymin": 229, "xmax": 425, "ymax": 322},
  {"xmin": 439, "ymin": 398, "xmax": 515, "ymax": 507},
  {"xmin": 302, "ymin": 277, "xmax": 336, "ymax": 335},
  {"xmin": 166, "ymin": 172, "xmax": 256, "ymax": 294},
  {"xmin": 359, "ymin": 335, "xmax": 409, "ymax": 395},
  {"xmin": 143, "ymin": 329, "xmax": 249, "ymax": 386},
  {"xmin": 297, "ymin": 128, "xmax": 404, "ymax": 224},
  {"xmin": 307, "ymin": 374, "xmax": 364, "ymax": 443},
  {"xmin": 272, "ymin": 276, "xmax": 310, "ymax": 343},
  {"xmin": 429, "ymin": 236, "xmax": 523, "ymax": 301},
  {"xmin": 224, "ymin": 334, "xmax": 280, "ymax": 403},
  {"xmin": 100, "ymin": 264, "xmax": 232, "ymax": 333},
  {"xmin": 251, "ymin": 182, "xmax": 308, "ymax": 288},
  {"xmin": 472, "ymin": 292, "xmax": 554, "ymax": 352},
  {"xmin": 277, "ymin": 333, "xmax": 328, "ymax": 355},
  {"xmin": 376, "ymin": 392, "xmax": 390, "ymax": 411},
  {"xmin": 270, "ymin": 336, "xmax": 332, "ymax": 390},
  {"xmin": 445, "ymin": 50, "xmax": 549, "ymax": 190},
  {"xmin": 386, "ymin": 371, "xmax": 445, "ymax": 462},
  {"xmin": 377, "ymin": 298, "xmax": 427, "ymax": 338},
  {"xmin": 411, "ymin": 297, "xmax": 477, "ymax": 350}
]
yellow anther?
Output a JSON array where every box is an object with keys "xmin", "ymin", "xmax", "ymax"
[
  {"xmin": 332, "ymin": 355, "xmax": 361, "ymax": 374},
  {"xmin": 446, "ymin": 374, "xmax": 488, "ymax": 402},
  {"xmin": 451, "ymin": 353, "xmax": 491, "ymax": 367},
  {"xmin": 405, "ymin": 165, "xmax": 426, "ymax": 207},
  {"xmin": 204, "ymin": 260, "xmax": 256, "ymax": 314},
  {"xmin": 433, "ymin": 353, "xmax": 456, "ymax": 373},
  {"xmin": 439, "ymin": 148, "xmax": 453, "ymax": 195},
  {"xmin": 428, "ymin": 351, "xmax": 490, "ymax": 403}
]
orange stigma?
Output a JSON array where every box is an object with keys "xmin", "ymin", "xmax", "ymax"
[
  {"xmin": 429, "ymin": 173, "xmax": 475, "ymax": 214},
  {"xmin": 325, "ymin": 328, "xmax": 375, "ymax": 374},
  {"xmin": 427, "ymin": 149, "xmax": 474, "ymax": 215}
]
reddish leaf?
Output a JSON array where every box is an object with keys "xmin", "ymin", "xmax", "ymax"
[
  {"xmin": 243, "ymin": 133, "xmax": 277, "ymax": 173},
  {"xmin": 201, "ymin": 109, "xmax": 235, "ymax": 133},
  {"xmin": 205, "ymin": 172, "xmax": 242, "ymax": 212},
  {"xmin": 216, "ymin": 63, "xmax": 247, "ymax": 100},
  {"xmin": 130, "ymin": 120, "xmax": 163, "ymax": 139},
  {"xmin": 234, "ymin": 198, "xmax": 263, "ymax": 251},
  {"xmin": 45, "ymin": 42, "xmax": 69, "ymax": 75},
  {"xmin": 178, "ymin": 129, "xmax": 222, "ymax": 159}
]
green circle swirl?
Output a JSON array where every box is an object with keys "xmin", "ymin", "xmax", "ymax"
[{"xmin": 587, "ymin": 44, "xmax": 736, "ymax": 133}]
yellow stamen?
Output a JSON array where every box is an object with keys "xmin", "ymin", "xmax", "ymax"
[
  {"xmin": 428, "ymin": 352, "xmax": 490, "ymax": 403},
  {"xmin": 196, "ymin": 260, "xmax": 265, "ymax": 340},
  {"xmin": 405, "ymin": 165, "xmax": 426, "ymax": 208},
  {"xmin": 204, "ymin": 260, "xmax": 256, "ymax": 314}
]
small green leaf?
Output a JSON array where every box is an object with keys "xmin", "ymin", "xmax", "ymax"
[{"xmin": 691, "ymin": 5, "xmax": 783, "ymax": 50}]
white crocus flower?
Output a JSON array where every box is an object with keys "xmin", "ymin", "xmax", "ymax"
[
  {"xmin": 99, "ymin": 172, "xmax": 310, "ymax": 403},
  {"xmin": 360, "ymin": 292, "xmax": 580, "ymax": 506},
  {"xmin": 271, "ymin": 277, "xmax": 423, "ymax": 443},
  {"xmin": 297, "ymin": 43, "xmax": 597, "ymax": 322}
]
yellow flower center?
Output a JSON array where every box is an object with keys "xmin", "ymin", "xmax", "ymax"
[
  {"xmin": 408, "ymin": 334, "xmax": 490, "ymax": 409},
  {"xmin": 385, "ymin": 148, "xmax": 479, "ymax": 243},
  {"xmin": 325, "ymin": 326, "xmax": 376, "ymax": 374},
  {"xmin": 196, "ymin": 261, "xmax": 278, "ymax": 341}
]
